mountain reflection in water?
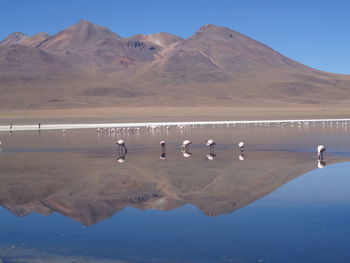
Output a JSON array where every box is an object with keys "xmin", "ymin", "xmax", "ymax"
[{"xmin": 0, "ymin": 145, "xmax": 346, "ymax": 226}]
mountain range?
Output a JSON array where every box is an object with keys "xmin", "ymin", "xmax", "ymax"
[{"xmin": 1, "ymin": 20, "xmax": 350, "ymax": 109}]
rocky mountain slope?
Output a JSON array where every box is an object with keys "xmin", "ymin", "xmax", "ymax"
[{"xmin": 1, "ymin": 20, "xmax": 349, "ymax": 109}]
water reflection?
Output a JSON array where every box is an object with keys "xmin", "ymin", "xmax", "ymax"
[
  {"xmin": 239, "ymin": 152, "xmax": 245, "ymax": 161},
  {"xmin": 116, "ymin": 150, "xmax": 127, "ymax": 163},
  {"xmin": 181, "ymin": 149, "xmax": 192, "ymax": 158},
  {"xmin": 205, "ymin": 152, "xmax": 216, "ymax": 161},
  {"xmin": 0, "ymin": 147, "xmax": 346, "ymax": 226},
  {"xmin": 318, "ymin": 159, "xmax": 327, "ymax": 168}
]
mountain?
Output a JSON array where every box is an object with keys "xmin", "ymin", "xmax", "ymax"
[
  {"xmin": 0, "ymin": 45, "xmax": 80, "ymax": 81},
  {"xmin": 128, "ymin": 32, "xmax": 183, "ymax": 50},
  {"xmin": 37, "ymin": 20, "xmax": 122, "ymax": 50},
  {"xmin": 37, "ymin": 20, "xmax": 161, "ymax": 72},
  {"xmin": 0, "ymin": 20, "xmax": 350, "ymax": 109},
  {"xmin": 0, "ymin": 32, "xmax": 50, "ymax": 47}
]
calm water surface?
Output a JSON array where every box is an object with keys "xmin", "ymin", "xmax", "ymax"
[{"xmin": 0, "ymin": 124, "xmax": 350, "ymax": 263}]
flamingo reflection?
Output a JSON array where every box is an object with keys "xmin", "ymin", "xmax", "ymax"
[
  {"xmin": 205, "ymin": 153, "xmax": 216, "ymax": 161},
  {"xmin": 318, "ymin": 159, "xmax": 326, "ymax": 168},
  {"xmin": 239, "ymin": 153, "xmax": 245, "ymax": 161},
  {"xmin": 116, "ymin": 150, "xmax": 127, "ymax": 163}
]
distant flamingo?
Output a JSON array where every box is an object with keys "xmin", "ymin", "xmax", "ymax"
[
  {"xmin": 181, "ymin": 140, "xmax": 192, "ymax": 151},
  {"xmin": 117, "ymin": 139, "xmax": 127, "ymax": 153},
  {"xmin": 238, "ymin": 142, "xmax": 245, "ymax": 151},
  {"xmin": 160, "ymin": 141, "xmax": 166, "ymax": 159},
  {"xmin": 206, "ymin": 139, "xmax": 216, "ymax": 152},
  {"xmin": 317, "ymin": 145, "xmax": 326, "ymax": 160}
]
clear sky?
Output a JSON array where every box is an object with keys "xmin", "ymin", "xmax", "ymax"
[{"xmin": 1, "ymin": 0, "xmax": 349, "ymax": 74}]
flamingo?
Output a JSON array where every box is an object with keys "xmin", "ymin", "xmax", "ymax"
[
  {"xmin": 116, "ymin": 139, "xmax": 127, "ymax": 153},
  {"xmin": 206, "ymin": 139, "xmax": 216, "ymax": 152},
  {"xmin": 181, "ymin": 140, "xmax": 192, "ymax": 151},
  {"xmin": 160, "ymin": 141, "xmax": 166, "ymax": 159},
  {"xmin": 181, "ymin": 140, "xmax": 192, "ymax": 158},
  {"xmin": 317, "ymin": 145, "xmax": 326, "ymax": 160},
  {"xmin": 238, "ymin": 142, "xmax": 245, "ymax": 151}
]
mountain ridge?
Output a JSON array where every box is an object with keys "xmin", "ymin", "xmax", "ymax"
[{"xmin": 0, "ymin": 20, "xmax": 349, "ymax": 109}]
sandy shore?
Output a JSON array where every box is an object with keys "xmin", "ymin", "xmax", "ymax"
[{"xmin": 0, "ymin": 106, "xmax": 350, "ymax": 125}]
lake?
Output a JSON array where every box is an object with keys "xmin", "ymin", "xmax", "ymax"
[{"xmin": 0, "ymin": 122, "xmax": 350, "ymax": 263}]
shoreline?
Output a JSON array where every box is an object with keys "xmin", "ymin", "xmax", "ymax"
[{"xmin": 1, "ymin": 118, "xmax": 350, "ymax": 132}]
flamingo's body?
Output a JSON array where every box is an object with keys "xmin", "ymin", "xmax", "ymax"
[
  {"xmin": 117, "ymin": 139, "xmax": 125, "ymax": 146},
  {"xmin": 206, "ymin": 139, "xmax": 216, "ymax": 146},
  {"xmin": 182, "ymin": 140, "xmax": 192, "ymax": 146}
]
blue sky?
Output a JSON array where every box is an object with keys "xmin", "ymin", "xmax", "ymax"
[{"xmin": 1, "ymin": 0, "xmax": 349, "ymax": 74}]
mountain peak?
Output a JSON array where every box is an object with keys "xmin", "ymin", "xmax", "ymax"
[
  {"xmin": 0, "ymin": 32, "xmax": 49, "ymax": 47},
  {"xmin": 0, "ymin": 32, "xmax": 27, "ymax": 46},
  {"xmin": 78, "ymin": 19, "xmax": 91, "ymax": 24},
  {"xmin": 38, "ymin": 20, "xmax": 121, "ymax": 50},
  {"xmin": 194, "ymin": 24, "xmax": 239, "ymax": 38},
  {"xmin": 199, "ymin": 24, "xmax": 219, "ymax": 31}
]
